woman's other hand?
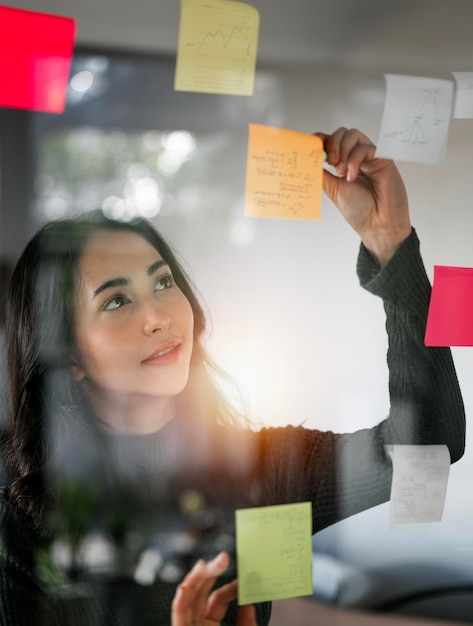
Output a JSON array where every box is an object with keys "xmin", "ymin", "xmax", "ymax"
[
  {"xmin": 171, "ymin": 552, "xmax": 256, "ymax": 626},
  {"xmin": 316, "ymin": 127, "xmax": 412, "ymax": 267}
]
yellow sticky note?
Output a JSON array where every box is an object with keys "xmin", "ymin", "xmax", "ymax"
[
  {"xmin": 245, "ymin": 124, "xmax": 324, "ymax": 220},
  {"xmin": 235, "ymin": 502, "xmax": 313, "ymax": 605},
  {"xmin": 174, "ymin": 0, "xmax": 259, "ymax": 96}
]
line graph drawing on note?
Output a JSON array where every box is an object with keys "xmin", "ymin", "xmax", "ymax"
[
  {"xmin": 194, "ymin": 14, "xmax": 254, "ymax": 71},
  {"xmin": 198, "ymin": 20, "xmax": 248, "ymax": 52},
  {"xmin": 186, "ymin": 7, "xmax": 255, "ymax": 55}
]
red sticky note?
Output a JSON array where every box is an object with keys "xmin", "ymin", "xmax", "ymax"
[
  {"xmin": 0, "ymin": 5, "xmax": 76, "ymax": 113},
  {"xmin": 425, "ymin": 265, "xmax": 473, "ymax": 347}
]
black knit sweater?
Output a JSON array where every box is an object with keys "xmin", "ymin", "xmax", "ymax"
[{"xmin": 0, "ymin": 230, "xmax": 465, "ymax": 625}]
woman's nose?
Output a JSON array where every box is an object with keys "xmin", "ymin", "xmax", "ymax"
[{"xmin": 142, "ymin": 301, "xmax": 171, "ymax": 335}]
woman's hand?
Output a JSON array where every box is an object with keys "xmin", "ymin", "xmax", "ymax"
[
  {"xmin": 316, "ymin": 127, "xmax": 412, "ymax": 267},
  {"xmin": 171, "ymin": 552, "xmax": 256, "ymax": 626}
]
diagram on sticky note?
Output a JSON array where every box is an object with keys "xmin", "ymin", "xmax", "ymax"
[
  {"xmin": 386, "ymin": 445, "xmax": 450, "ymax": 529},
  {"xmin": 174, "ymin": 0, "xmax": 259, "ymax": 96},
  {"xmin": 376, "ymin": 74, "xmax": 454, "ymax": 165}
]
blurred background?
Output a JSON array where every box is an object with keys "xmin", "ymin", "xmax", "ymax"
[{"xmin": 1, "ymin": 0, "xmax": 473, "ymax": 622}]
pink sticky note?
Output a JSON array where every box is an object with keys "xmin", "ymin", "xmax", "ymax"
[
  {"xmin": 0, "ymin": 5, "xmax": 76, "ymax": 113},
  {"xmin": 425, "ymin": 265, "xmax": 473, "ymax": 347}
]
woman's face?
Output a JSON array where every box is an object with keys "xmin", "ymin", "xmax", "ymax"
[{"xmin": 72, "ymin": 229, "xmax": 194, "ymax": 410}]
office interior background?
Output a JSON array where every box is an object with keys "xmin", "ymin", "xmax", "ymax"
[{"xmin": 1, "ymin": 0, "xmax": 473, "ymax": 622}]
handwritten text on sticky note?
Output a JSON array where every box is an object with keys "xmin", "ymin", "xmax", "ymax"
[
  {"xmin": 174, "ymin": 0, "xmax": 259, "ymax": 96},
  {"xmin": 235, "ymin": 502, "xmax": 312, "ymax": 605},
  {"xmin": 386, "ymin": 445, "xmax": 450, "ymax": 527},
  {"xmin": 0, "ymin": 5, "xmax": 75, "ymax": 113},
  {"xmin": 425, "ymin": 265, "xmax": 473, "ymax": 347},
  {"xmin": 245, "ymin": 124, "xmax": 323, "ymax": 220}
]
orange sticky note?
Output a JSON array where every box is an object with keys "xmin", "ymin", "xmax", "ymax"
[
  {"xmin": 425, "ymin": 265, "xmax": 473, "ymax": 346},
  {"xmin": 0, "ymin": 5, "xmax": 76, "ymax": 113},
  {"xmin": 244, "ymin": 124, "xmax": 323, "ymax": 220}
]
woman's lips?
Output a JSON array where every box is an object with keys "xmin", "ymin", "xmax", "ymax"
[{"xmin": 142, "ymin": 341, "xmax": 182, "ymax": 365}]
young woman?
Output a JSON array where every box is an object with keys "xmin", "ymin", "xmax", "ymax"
[{"xmin": 0, "ymin": 128, "xmax": 465, "ymax": 626}]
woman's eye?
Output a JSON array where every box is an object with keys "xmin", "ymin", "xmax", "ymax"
[
  {"xmin": 155, "ymin": 274, "xmax": 175, "ymax": 291},
  {"xmin": 103, "ymin": 295, "xmax": 128, "ymax": 311}
]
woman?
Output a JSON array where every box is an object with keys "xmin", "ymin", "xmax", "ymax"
[{"xmin": 0, "ymin": 128, "xmax": 465, "ymax": 625}]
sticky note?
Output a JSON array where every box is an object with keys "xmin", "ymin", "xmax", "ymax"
[
  {"xmin": 0, "ymin": 5, "xmax": 76, "ymax": 113},
  {"xmin": 174, "ymin": 0, "xmax": 259, "ymax": 96},
  {"xmin": 451, "ymin": 72, "xmax": 473, "ymax": 119},
  {"xmin": 235, "ymin": 502, "xmax": 312, "ymax": 605},
  {"xmin": 375, "ymin": 74, "xmax": 454, "ymax": 165},
  {"xmin": 386, "ymin": 445, "xmax": 450, "ymax": 527},
  {"xmin": 425, "ymin": 265, "xmax": 473, "ymax": 346},
  {"xmin": 244, "ymin": 124, "xmax": 324, "ymax": 220}
]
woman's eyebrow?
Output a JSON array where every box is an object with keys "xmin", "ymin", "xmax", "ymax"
[
  {"xmin": 92, "ymin": 277, "xmax": 129, "ymax": 299},
  {"xmin": 147, "ymin": 260, "xmax": 168, "ymax": 276},
  {"xmin": 92, "ymin": 260, "xmax": 168, "ymax": 299}
]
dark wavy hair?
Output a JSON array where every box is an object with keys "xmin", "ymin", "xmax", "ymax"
[{"xmin": 4, "ymin": 210, "xmax": 244, "ymax": 529}]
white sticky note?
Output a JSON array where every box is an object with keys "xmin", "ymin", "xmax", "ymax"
[
  {"xmin": 376, "ymin": 74, "xmax": 454, "ymax": 165},
  {"xmin": 386, "ymin": 445, "xmax": 450, "ymax": 528},
  {"xmin": 235, "ymin": 502, "xmax": 313, "ymax": 605},
  {"xmin": 451, "ymin": 72, "xmax": 473, "ymax": 119}
]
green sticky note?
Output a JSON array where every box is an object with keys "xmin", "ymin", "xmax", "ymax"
[{"xmin": 235, "ymin": 502, "xmax": 313, "ymax": 605}]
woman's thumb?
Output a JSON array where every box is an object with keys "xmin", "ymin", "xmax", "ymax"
[{"xmin": 322, "ymin": 169, "xmax": 344, "ymax": 207}]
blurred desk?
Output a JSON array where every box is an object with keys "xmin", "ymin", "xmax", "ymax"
[{"xmin": 269, "ymin": 597, "xmax": 465, "ymax": 626}]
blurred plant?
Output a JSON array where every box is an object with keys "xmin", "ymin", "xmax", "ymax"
[
  {"xmin": 45, "ymin": 478, "xmax": 102, "ymax": 581},
  {"xmin": 41, "ymin": 477, "xmax": 155, "ymax": 584}
]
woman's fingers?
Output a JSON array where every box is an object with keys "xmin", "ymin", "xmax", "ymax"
[
  {"xmin": 205, "ymin": 579, "xmax": 239, "ymax": 622},
  {"xmin": 189, "ymin": 553, "xmax": 230, "ymax": 618},
  {"xmin": 171, "ymin": 552, "xmax": 230, "ymax": 625},
  {"xmin": 171, "ymin": 553, "xmax": 257, "ymax": 626},
  {"xmin": 206, "ymin": 581, "xmax": 257, "ymax": 625},
  {"xmin": 337, "ymin": 129, "xmax": 377, "ymax": 181},
  {"xmin": 316, "ymin": 127, "xmax": 380, "ymax": 181}
]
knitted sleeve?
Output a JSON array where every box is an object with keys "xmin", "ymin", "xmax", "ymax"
[
  {"xmin": 0, "ymin": 493, "xmax": 60, "ymax": 625},
  {"xmin": 255, "ymin": 229, "xmax": 465, "ymax": 533}
]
